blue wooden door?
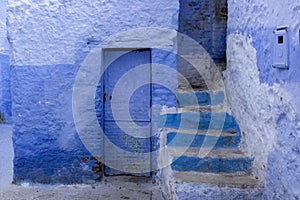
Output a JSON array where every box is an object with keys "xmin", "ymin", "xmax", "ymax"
[{"xmin": 103, "ymin": 49, "xmax": 151, "ymax": 176}]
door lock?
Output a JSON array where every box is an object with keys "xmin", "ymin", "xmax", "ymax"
[{"xmin": 104, "ymin": 93, "xmax": 112, "ymax": 101}]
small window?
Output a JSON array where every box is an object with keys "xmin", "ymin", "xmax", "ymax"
[{"xmin": 278, "ymin": 36, "xmax": 284, "ymax": 44}]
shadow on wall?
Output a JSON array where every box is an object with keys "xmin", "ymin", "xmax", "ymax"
[
  {"xmin": 178, "ymin": 0, "xmax": 228, "ymax": 89},
  {"xmin": 0, "ymin": 54, "xmax": 12, "ymax": 124},
  {"xmin": 0, "ymin": 113, "xmax": 4, "ymax": 123}
]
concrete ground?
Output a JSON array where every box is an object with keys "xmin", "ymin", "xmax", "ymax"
[
  {"xmin": 0, "ymin": 125, "xmax": 164, "ymax": 200},
  {"xmin": 0, "ymin": 124, "xmax": 13, "ymax": 188},
  {"xmin": 0, "ymin": 176, "xmax": 164, "ymax": 200}
]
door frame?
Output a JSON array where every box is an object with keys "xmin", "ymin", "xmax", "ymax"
[{"xmin": 101, "ymin": 48, "xmax": 153, "ymax": 176}]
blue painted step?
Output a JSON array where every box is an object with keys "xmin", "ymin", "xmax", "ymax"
[
  {"xmin": 167, "ymin": 131, "xmax": 240, "ymax": 149},
  {"xmin": 169, "ymin": 148, "xmax": 253, "ymax": 173},
  {"xmin": 161, "ymin": 112, "xmax": 240, "ymax": 131},
  {"xmin": 177, "ymin": 91, "xmax": 225, "ymax": 107}
]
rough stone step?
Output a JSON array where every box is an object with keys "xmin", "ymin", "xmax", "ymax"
[
  {"xmin": 173, "ymin": 171, "xmax": 260, "ymax": 188},
  {"xmin": 167, "ymin": 130, "xmax": 240, "ymax": 148},
  {"xmin": 172, "ymin": 172, "xmax": 264, "ymax": 199},
  {"xmin": 169, "ymin": 148, "xmax": 253, "ymax": 173},
  {"xmin": 175, "ymin": 184, "xmax": 264, "ymax": 200},
  {"xmin": 161, "ymin": 105, "xmax": 227, "ymax": 114},
  {"xmin": 160, "ymin": 112, "xmax": 239, "ymax": 132},
  {"xmin": 165, "ymin": 128, "xmax": 238, "ymax": 136},
  {"xmin": 176, "ymin": 105, "xmax": 225, "ymax": 113},
  {"xmin": 169, "ymin": 148, "xmax": 247, "ymax": 158},
  {"xmin": 176, "ymin": 90, "xmax": 225, "ymax": 107}
]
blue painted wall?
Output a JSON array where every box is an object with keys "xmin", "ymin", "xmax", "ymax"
[
  {"xmin": 0, "ymin": 54, "xmax": 11, "ymax": 123},
  {"xmin": 227, "ymin": 5, "xmax": 300, "ymax": 86},
  {"xmin": 151, "ymin": 49, "xmax": 178, "ymax": 108},
  {"xmin": 7, "ymin": 1, "xmax": 179, "ymax": 183},
  {"xmin": 0, "ymin": 0, "xmax": 11, "ymax": 123},
  {"xmin": 179, "ymin": 0, "xmax": 227, "ymax": 60},
  {"xmin": 11, "ymin": 65, "xmax": 98, "ymax": 183},
  {"xmin": 178, "ymin": 0, "xmax": 227, "ymax": 88},
  {"xmin": 227, "ymin": 1, "xmax": 300, "ymax": 199}
]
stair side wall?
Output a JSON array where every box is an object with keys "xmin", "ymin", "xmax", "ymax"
[
  {"xmin": 178, "ymin": 0, "xmax": 227, "ymax": 89},
  {"xmin": 226, "ymin": 1, "xmax": 300, "ymax": 199}
]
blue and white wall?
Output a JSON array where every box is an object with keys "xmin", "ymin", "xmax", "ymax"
[
  {"xmin": 7, "ymin": 0, "xmax": 179, "ymax": 183},
  {"xmin": 226, "ymin": 1, "xmax": 300, "ymax": 199},
  {"xmin": 179, "ymin": 0, "xmax": 227, "ymax": 60},
  {"xmin": 178, "ymin": 0, "xmax": 227, "ymax": 89},
  {"xmin": 0, "ymin": 0, "xmax": 11, "ymax": 123}
]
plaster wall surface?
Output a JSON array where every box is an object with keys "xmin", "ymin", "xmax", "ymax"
[
  {"xmin": 7, "ymin": 0, "xmax": 179, "ymax": 183},
  {"xmin": 0, "ymin": 0, "xmax": 9, "ymax": 54},
  {"xmin": 0, "ymin": 0, "xmax": 11, "ymax": 123},
  {"xmin": 7, "ymin": 0, "xmax": 179, "ymax": 66},
  {"xmin": 226, "ymin": 1, "xmax": 300, "ymax": 199}
]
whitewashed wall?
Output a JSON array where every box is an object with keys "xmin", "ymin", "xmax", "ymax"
[{"xmin": 226, "ymin": 1, "xmax": 300, "ymax": 199}]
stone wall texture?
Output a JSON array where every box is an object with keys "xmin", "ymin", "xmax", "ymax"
[
  {"xmin": 7, "ymin": 0, "xmax": 179, "ymax": 183},
  {"xmin": 226, "ymin": 0, "xmax": 300, "ymax": 199},
  {"xmin": 179, "ymin": 0, "xmax": 227, "ymax": 60},
  {"xmin": 178, "ymin": 0, "xmax": 227, "ymax": 89}
]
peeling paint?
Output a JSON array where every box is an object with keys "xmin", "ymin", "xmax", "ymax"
[{"xmin": 227, "ymin": 0, "xmax": 300, "ymax": 198}]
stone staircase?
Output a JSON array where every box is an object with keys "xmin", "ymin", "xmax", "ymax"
[{"xmin": 160, "ymin": 90, "xmax": 263, "ymax": 200}]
